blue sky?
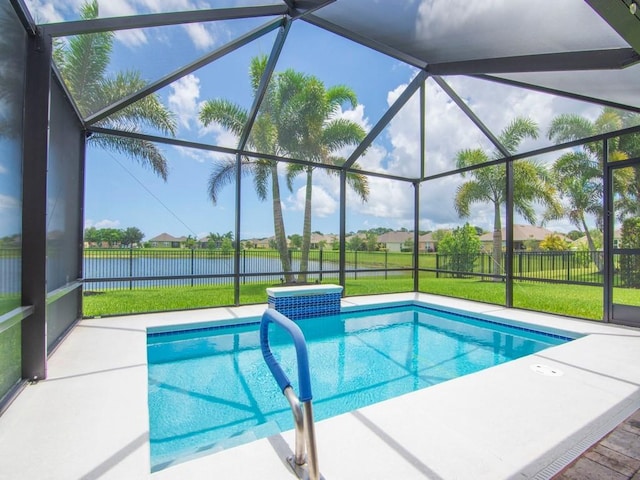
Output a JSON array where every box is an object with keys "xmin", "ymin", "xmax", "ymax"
[{"xmin": 18, "ymin": 0, "xmax": 614, "ymax": 242}]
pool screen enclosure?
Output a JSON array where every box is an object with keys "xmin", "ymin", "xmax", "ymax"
[{"xmin": 2, "ymin": 0, "xmax": 640, "ymax": 409}]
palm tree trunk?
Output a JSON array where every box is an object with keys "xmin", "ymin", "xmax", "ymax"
[
  {"xmin": 492, "ymin": 202, "xmax": 503, "ymax": 280},
  {"xmin": 298, "ymin": 167, "xmax": 313, "ymax": 283},
  {"xmin": 580, "ymin": 215, "xmax": 603, "ymax": 272},
  {"xmin": 271, "ymin": 164, "xmax": 292, "ymax": 282}
]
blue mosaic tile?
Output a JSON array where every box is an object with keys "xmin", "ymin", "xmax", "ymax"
[{"xmin": 268, "ymin": 292, "xmax": 341, "ymax": 320}]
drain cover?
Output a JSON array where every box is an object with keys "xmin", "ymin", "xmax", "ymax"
[{"xmin": 530, "ymin": 364, "xmax": 564, "ymax": 376}]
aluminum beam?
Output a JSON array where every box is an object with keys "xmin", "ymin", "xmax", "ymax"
[
  {"xmin": 433, "ymin": 76, "xmax": 510, "ymax": 158},
  {"xmin": 85, "ymin": 18, "xmax": 284, "ymax": 125},
  {"xmin": 21, "ymin": 32, "xmax": 51, "ymax": 381},
  {"xmin": 238, "ymin": 19, "xmax": 291, "ymax": 150},
  {"xmin": 586, "ymin": 0, "xmax": 640, "ymax": 54},
  {"xmin": 303, "ymin": 14, "xmax": 427, "ymax": 69},
  {"xmin": 344, "ymin": 70, "xmax": 428, "ymax": 170},
  {"xmin": 475, "ymin": 74, "xmax": 640, "ymax": 114},
  {"xmin": 42, "ymin": 5, "xmax": 288, "ymax": 36},
  {"xmin": 426, "ymin": 48, "xmax": 639, "ymax": 75}
]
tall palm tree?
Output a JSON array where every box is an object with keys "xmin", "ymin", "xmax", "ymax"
[
  {"xmin": 281, "ymin": 73, "xmax": 368, "ymax": 282},
  {"xmin": 199, "ymin": 55, "xmax": 294, "ymax": 280},
  {"xmin": 547, "ymin": 108, "xmax": 634, "ymax": 262},
  {"xmin": 55, "ymin": 1, "xmax": 176, "ymax": 180},
  {"xmin": 454, "ymin": 117, "xmax": 561, "ymax": 277}
]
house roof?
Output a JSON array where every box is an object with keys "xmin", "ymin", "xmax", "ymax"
[
  {"xmin": 478, "ymin": 225, "xmax": 567, "ymax": 242},
  {"xmin": 378, "ymin": 231, "xmax": 414, "ymax": 243},
  {"xmin": 148, "ymin": 233, "xmax": 182, "ymax": 242}
]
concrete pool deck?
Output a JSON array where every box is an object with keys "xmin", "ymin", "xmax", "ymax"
[{"xmin": 1, "ymin": 292, "xmax": 640, "ymax": 479}]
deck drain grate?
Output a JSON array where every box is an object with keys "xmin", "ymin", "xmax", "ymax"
[{"xmin": 530, "ymin": 364, "xmax": 563, "ymax": 376}]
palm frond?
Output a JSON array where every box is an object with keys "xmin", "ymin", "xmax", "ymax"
[
  {"xmin": 547, "ymin": 114, "xmax": 593, "ymax": 143},
  {"xmin": 454, "ymin": 180, "xmax": 488, "ymax": 217},
  {"xmin": 498, "ymin": 117, "xmax": 538, "ymax": 155},
  {"xmin": 60, "ymin": 1, "xmax": 113, "ymax": 115},
  {"xmin": 199, "ymin": 99, "xmax": 248, "ymax": 138},
  {"xmin": 97, "ymin": 71, "xmax": 176, "ymax": 136},
  {"xmin": 89, "ymin": 132, "xmax": 169, "ymax": 181},
  {"xmin": 208, "ymin": 156, "xmax": 252, "ymax": 204}
]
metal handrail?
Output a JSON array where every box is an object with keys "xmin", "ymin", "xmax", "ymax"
[{"xmin": 260, "ymin": 309, "xmax": 319, "ymax": 480}]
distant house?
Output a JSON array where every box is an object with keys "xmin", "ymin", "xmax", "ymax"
[
  {"xmin": 377, "ymin": 231, "xmax": 414, "ymax": 252},
  {"xmin": 478, "ymin": 225, "xmax": 568, "ymax": 252},
  {"xmin": 148, "ymin": 233, "xmax": 185, "ymax": 248},
  {"xmin": 255, "ymin": 237, "xmax": 275, "ymax": 249},
  {"xmin": 310, "ymin": 233, "xmax": 337, "ymax": 249},
  {"xmin": 418, "ymin": 232, "xmax": 437, "ymax": 252},
  {"xmin": 570, "ymin": 229, "xmax": 621, "ymax": 250}
]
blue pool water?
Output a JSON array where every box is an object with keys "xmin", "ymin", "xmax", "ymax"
[{"xmin": 147, "ymin": 304, "xmax": 572, "ymax": 470}]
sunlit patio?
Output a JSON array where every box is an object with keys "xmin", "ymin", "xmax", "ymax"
[{"xmin": 2, "ymin": 293, "xmax": 640, "ymax": 479}]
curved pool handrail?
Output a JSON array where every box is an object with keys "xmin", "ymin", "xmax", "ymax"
[{"xmin": 260, "ymin": 308, "xmax": 312, "ymax": 402}]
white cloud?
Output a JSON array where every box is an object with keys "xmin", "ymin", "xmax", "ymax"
[
  {"xmin": 286, "ymin": 185, "xmax": 338, "ymax": 218},
  {"xmin": 169, "ymin": 74, "xmax": 201, "ymax": 129},
  {"xmin": 198, "ymin": 119, "xmax": 239, "ymax": 149},
  {"xmin": 183, "ymin": 23, "xmax": 216, "ymax": 50},
  {"xmin": 0, "ymin": 194, "xmax": 19, "ymax": 210},
  {"xmin": 0, "ymin": 165, "xmax": 7, "ymax": 175},
  {"xmin": 24, "ymin": 0, "xmax": 65, "ymax": 23},
  {"xmin": 172, "ymin": 145, "xmax": 221, "ymax": 164},
  {"xmin": 86, "ymin": 219, "xmax": 121, "ymax": 229},
  {"xmin": 114, "ymin": 29, "xmax": 148, "ymax": 48}
]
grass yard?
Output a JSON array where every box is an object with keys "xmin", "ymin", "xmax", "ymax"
[{"xmin": 78, "ymin": 272, "xmax": 640, "ymax": 322}]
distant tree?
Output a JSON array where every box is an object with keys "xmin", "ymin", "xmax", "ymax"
[
  {"xmin": 84, "ymin": 227, "xmax": 100, "ymax": 244},
  {"xmin": 620, "ymin": 217, "xmax": 640, "ymax": 287},
  {"xmin": 539, "ymin": 234, "xmax": 569, "ymax": 251},
  {"xmin": 101, "ymin": 228, "xmax": 122, "ymax": 247},
  {"xmin": 185, "ymin": 235, "xmax": 196, "ymax": 249},
  {"xmin": 289, "ymin": 234, "xmax": 302, "ymax": 250},
  {"xmin": 121, "ymin": 226, "xmax": 144, "ymax": 247},
  {"xmin": 331, "ymin": 238, "xmax": 340, "ymax": 250},
  {"xmin": 365, "ymin": 231, "xmax": 378, "ymax": 251},
  {"xmin": 317, "ymin": 240, "xmax": 327, "ymax": 250},
  {"xmin": 347, "ymin": 235, "xmax": 365, "ymax": 251},
  {"xmin": 221, "ymin": 237, "xmax": 233, "ymax": 254},
  {"xmin": 207, "ymin": 232, "xmax": 221, "ymax": 249},
  {"xmin": 431, "ymin": 229, "xmax": 450, "ymax": 242},
  {"xmin": 567, "ymin": 230, "xmax": 583, "ymax": 241},
  {"xmin": 403, "ymin": 237, "xmax": 414, "ymax": 252},
  {"xmin": 437, "ymin": 223, "xmax": 481, "ymax": 278},
  {"xmin": 269, "ymin": 238, "xmax": 278, "ymax": 250}
]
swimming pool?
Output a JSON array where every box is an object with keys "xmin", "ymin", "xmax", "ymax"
[{"xmin": 146, "ymin": 303, "xmax": 573, "ymax": 471}]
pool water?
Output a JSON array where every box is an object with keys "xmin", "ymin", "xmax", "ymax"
[{"xmin": 147, "ymin": 304, "xmax": 571, "ymax": 470}]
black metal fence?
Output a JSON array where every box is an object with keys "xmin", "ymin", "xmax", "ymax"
[
  {"xmin": 432, "ymin": 250, "xmax": 605, "ymax": 286},
  {"xmin": 75, "ymin": 248, "xmax": 632, "ymax": 291}
]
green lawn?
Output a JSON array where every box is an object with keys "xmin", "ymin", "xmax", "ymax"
[{"xmin": 81, "ymin": 273, "xmax": 640, "ymax": 321}]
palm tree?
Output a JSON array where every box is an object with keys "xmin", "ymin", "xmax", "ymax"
[
  {"xmin": 547, "ymin": 108, "xmax": 635, "ymax": 265},
  {"xmin": 55, "ymin": 1, "xmax": 176, "ymax": 180},
  {"xmin": 454, "ymin": 117, "xmax": 561, "ymax": 277},
  {"xmin": 282, "ymin": 73, "xmax": 368, "ymax": 282},
  {"xmin": 199, "ymin": 55, "xmax": 294, "ymax": 280}
]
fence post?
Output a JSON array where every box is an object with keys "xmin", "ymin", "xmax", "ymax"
[
  {"xmin": 436, "ymin": 253, "xmax": 439, "ymax": 279},
  {"xmin": 191, "ymin": 248, "xmax": 194, "ymax": 287},
  {"xmin": 129, "ymin": 247, "xmax": 133, "ymax": 290},
  {"xmin": 355, "ymin": 250, "xmax": 358, "ymax": 280},
  {"xmin": 319, "ymin": 249, "xmax": 323, "ymax": 282},
  {"xmin": 385, "ymin": 250, "xmax": 388, "ymax": 280}
]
